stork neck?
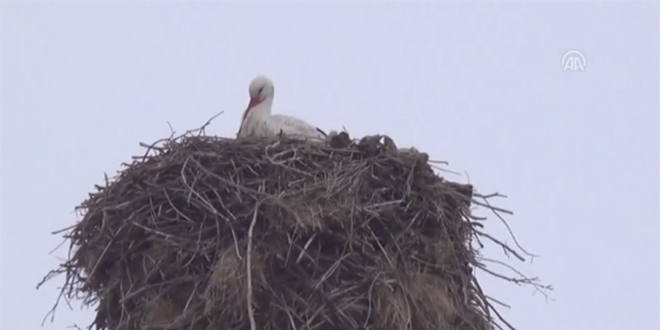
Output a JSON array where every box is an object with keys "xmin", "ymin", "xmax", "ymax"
[{"xmin": 248, "ymin": 97, "xmax": 273, "ymax": 119}]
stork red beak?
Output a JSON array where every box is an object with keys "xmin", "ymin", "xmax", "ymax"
[{"xmin": 242, "ymin": 97, "xmax": 261, "ymax": 120}]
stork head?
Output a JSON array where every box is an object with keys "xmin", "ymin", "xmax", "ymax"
[
  {"xmin": 243, "ymin": 75, "xmax": 274, "ymax": 120},
  {"xmin": 248, "ymin": 75, "xmax": 274, "ymax": 104}
]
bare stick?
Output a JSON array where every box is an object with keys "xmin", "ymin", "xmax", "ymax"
[
  {"xmin": 246, "ymin": 203, "xmax": 260, "ymax": 330},
  {"xmin": 474, "ymin": 192, "xmax": 538, "ymax": 259},
  {"xmin": 474, "ymin": 229, "xmax": 526, "ymax": 262}
]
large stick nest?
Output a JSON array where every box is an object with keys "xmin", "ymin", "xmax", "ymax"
[{"xmin": 41, "ymin": 124, "xmax": 547, "ymax": 330}]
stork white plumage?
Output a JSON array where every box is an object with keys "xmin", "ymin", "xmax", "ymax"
[{"xmin": 237, "ymin": 76, "xmax": 327, "ymax": 140}]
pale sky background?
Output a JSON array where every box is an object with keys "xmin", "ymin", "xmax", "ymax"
[{"xmin": 1, "ymin": 1, "xmax": 658, "ymax": 330}]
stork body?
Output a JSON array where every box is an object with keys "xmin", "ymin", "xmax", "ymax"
[{"xmin": 237, "ymin": 76, "xmax": 326, "ymax": 140}]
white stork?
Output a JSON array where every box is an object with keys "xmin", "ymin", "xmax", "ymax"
[{"xmin": 237, "ymin": 76, "xmax": 327, "ymax": 140}]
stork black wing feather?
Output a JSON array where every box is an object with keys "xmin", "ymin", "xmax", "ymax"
[{"xmin": 316, "ymin": 127, "xmax": 328, "ymax": 137}]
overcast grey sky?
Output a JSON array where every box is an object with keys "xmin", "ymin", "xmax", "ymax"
[{"xmin": 1, "ymin": 1, "xmax": 658, "ymax": 330}]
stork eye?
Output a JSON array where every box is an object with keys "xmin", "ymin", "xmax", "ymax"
[{"xmin": 258, "ymin": 87, "xmax": 264, "ymax": 94}]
